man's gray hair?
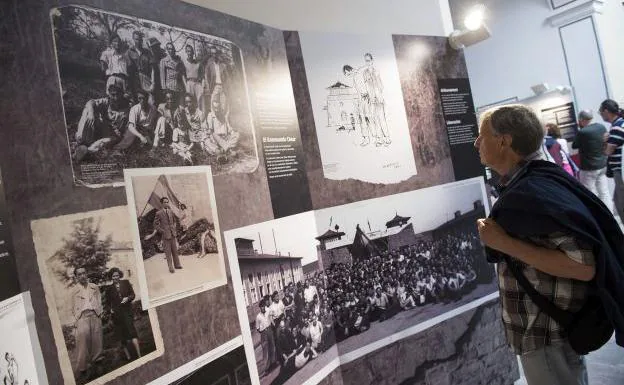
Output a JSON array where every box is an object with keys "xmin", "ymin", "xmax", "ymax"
[
  {"xmin": 579, "ymin": 109, "xmax": 593, "ymax": 121},
  {"xmin": 480, "ymin": 104, "xmax": 544, "ymax": 156}
]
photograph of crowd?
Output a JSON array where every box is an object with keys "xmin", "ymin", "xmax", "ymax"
[
  {"xmin": 51, "ymin": 5, "xmax": 258, "ymax": 187},
  {"xmin": 124, "ymin": 167, "xmax": 226, "ymax": 309},
  {"xmin": 31, "ymin": 207, "xmax": 163, "ymax": 385},
  {"xmin": 226, "ymin": 178, "xmax": 496, "ymax": 385}
]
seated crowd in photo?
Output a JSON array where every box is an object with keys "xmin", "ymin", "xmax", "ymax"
[
  {"xmin": 73, "ymin": 30, "xmax": 240, "ymax": 164},
  {"xmin": 255, "ymin": 230, "xmax": 484, "ymax": 382}
]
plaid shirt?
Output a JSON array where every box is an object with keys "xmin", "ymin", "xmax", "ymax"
[
  {"xmin": 496, "ymin": 153, "xmax": 595, "ymax": 354},
  {"xmin": 497, "ymin": 235, "xmax": 594, "ymax": 354}
]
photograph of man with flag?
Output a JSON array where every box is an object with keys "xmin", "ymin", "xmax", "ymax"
[{"xmin": 124, "ymin": 166, "xmax": 227, "ymax": 309}]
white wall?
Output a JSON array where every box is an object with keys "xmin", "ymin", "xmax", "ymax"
[
  {"xmin": 182, "ymin": 0, "xmax": 454, "ymax": 36},
  {"xmin": 595, "ymin": 0, "xmax": 624, "ymax": 104},
  {"xmin": 449, "ymin": 0, "xmax": 571, "ymax": 108}
]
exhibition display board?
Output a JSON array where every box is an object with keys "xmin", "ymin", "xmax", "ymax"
[{"xmin": 0, "ymin": 1, "xmax": 518, "ymax": 384}]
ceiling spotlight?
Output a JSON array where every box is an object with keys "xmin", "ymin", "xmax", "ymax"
[
  {"xmin": 464, "ymin": 4, "xmax": 486, "ymax": 31},
  {"xmin": 449, "ymin": 25, "xmax": 491, "ymax": 50},
  {"xmin": 449, "ymin": 4, "xmax": 491, "ymax": 50}
]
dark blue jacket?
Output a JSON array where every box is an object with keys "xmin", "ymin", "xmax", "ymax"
[{"xmin": 487, "ymin": 160, "xmax": 624, "ymax": 347}]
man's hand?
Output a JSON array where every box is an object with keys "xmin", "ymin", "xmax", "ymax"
[{"xmin": 477, "ymin": 218, "xmax": 510, "ymax": 252}]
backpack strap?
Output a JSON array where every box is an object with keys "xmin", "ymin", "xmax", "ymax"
[{"xmin": 505, "ymin": 257, "xmax": 575, "ymax": 329}]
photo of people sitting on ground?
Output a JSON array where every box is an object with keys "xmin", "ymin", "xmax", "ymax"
[
  {"xmin": 51, "ymin": 5, "xmax": 257, "ymax": 186},
  {"xmin": 228, "ymin": 180, "xmax": 497, "ymax": 385},
  {"xmin": 256, "ymin": 231, "xmax": 493, "ymax": 385}
]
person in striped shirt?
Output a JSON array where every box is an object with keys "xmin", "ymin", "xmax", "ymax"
[{"xmin": 601, "ymin": 99, "xmax": 624, "ymax": 219}]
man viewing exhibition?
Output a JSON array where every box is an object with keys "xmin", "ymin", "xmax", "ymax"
[{"xmin": 474, "ymin": 104, "xmax": 624, "ymax": 385}]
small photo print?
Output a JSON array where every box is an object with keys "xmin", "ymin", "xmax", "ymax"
[
  {"xmin": 124, "ymin": 166, "xmax": 227, "ymax": 309},
  {"xmin": 30, "ymin": 207, "xmax": 164, "ymax": 385},
  {"xmin": 50, "ymin": 5, "xmax": 258, "ymax": 187},
  {"xmin": 0, "ymin": 292, "xmax": 49, "ymax": 385}
]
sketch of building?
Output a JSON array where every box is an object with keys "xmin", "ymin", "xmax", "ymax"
[{"xmin": 324, "ymin": 82, "xmax": 359, "ymax": 132}]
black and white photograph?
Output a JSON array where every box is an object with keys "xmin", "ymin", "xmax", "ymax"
[
  {"xmin": 226, "ymin": 177, "xmax": 496, "ymax": 385},
  {"xmin": 224, "ymin": 211, "xmax": 341, "ymax": 385},
  {"xmin": 124, "ymin": 166, "xmax": 227, "ymax": 309},
  {"xmin": 313, "ymin": 177, "xmax": 497, "ymax": 360},
  {"xmin": 30, "ymin": 207, "xmax": 164, "ymax": 385},
  {"xmin": 51, "ymin": 5, "xmax": 258, "ymax": 187},
  {"xmin": 0, "ymin": 292, "xmax": 49, "ymax": 385},
  {"xmin": 297, "ymin": 31, "xmax": 417, "ymax": 184}
]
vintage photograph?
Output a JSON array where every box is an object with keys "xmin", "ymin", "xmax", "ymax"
[
  {"xmin": 313, "ymin": 177, "xmax": 497, "ymax": 359},
  {"xmin": 225, "ymin": 178, "xmax": 496, "ymax": 385},
  {"xmin": 124, "ymin": 166, "xmax": 227, "ymax": 309},
  {"xmin": 297, "ymin": 31, "xmax": 417, "ymax": 184},
  {"xmin": 224, "ymin": 211, "xmax": 341, "ymax": 385},
  {"xmin": 51, "ymin": 5, "xmax": 258, "ymax": 187},
  {"xmin": 0, "ymin": 292, "xmax": 49, "ymax": 385},
  {"xmin": 30, "ymin": 207, "xmax": 164, "ymax": 385}
]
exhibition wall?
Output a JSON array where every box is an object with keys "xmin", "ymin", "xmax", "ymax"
[{"xmin": 0, "ymin": 0, "xmax": 518, "ymax": 384}]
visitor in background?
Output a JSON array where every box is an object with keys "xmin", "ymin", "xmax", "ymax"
[
  {"xmin": 544, "ymin": 123, "xmax": 577, "ymax": 177},
  {"xmin": 572, "ymin": 109, "xmax": 610, "ymax": 206},
  {"xmin": 601, "ymin": 99, "xmax": 624, "ymax": 219}
]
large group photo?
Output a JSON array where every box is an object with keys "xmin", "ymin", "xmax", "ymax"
[
  {"xmin": 51, "ymin": 5, "xmax": 258, "ymax": 187},
  {"xmin": 225, "ymin": 178, "xmax": 497, "ymax": 385},
  {"xmin": 30, "ymin": 207, "xmax": 163, "ymax": 385},
  {"xmin": 312, "ymin": 178, "xmax": 497, "ymax": 358}
]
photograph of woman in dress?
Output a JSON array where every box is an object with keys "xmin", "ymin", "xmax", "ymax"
[{"xmin": 105, "ymin": 267, "xmax": 141, "ymax": 361}]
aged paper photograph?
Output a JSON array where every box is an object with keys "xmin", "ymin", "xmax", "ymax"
[
  {"xmin": 31, "ymin": 207, "xmax": 164, "ymax": 385},
  {"xmin": 51, "ymin": 5, "xmax": 258, "ymax": 187},
  {"xmin": 124, "ymin": 166, "xmax": 227, "ymax": 309},
  {"xmin": 0, "ymin": 292, "xmax": 49, "ymax": 385}
]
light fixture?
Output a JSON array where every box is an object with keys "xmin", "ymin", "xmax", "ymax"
[
  {"xmin": 464, "ymin": 4, "xmax": 486, "ymax": 31},
  {"xmin": 449, "ymin": 4, "xmax": 491, "ymax": 50}
]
